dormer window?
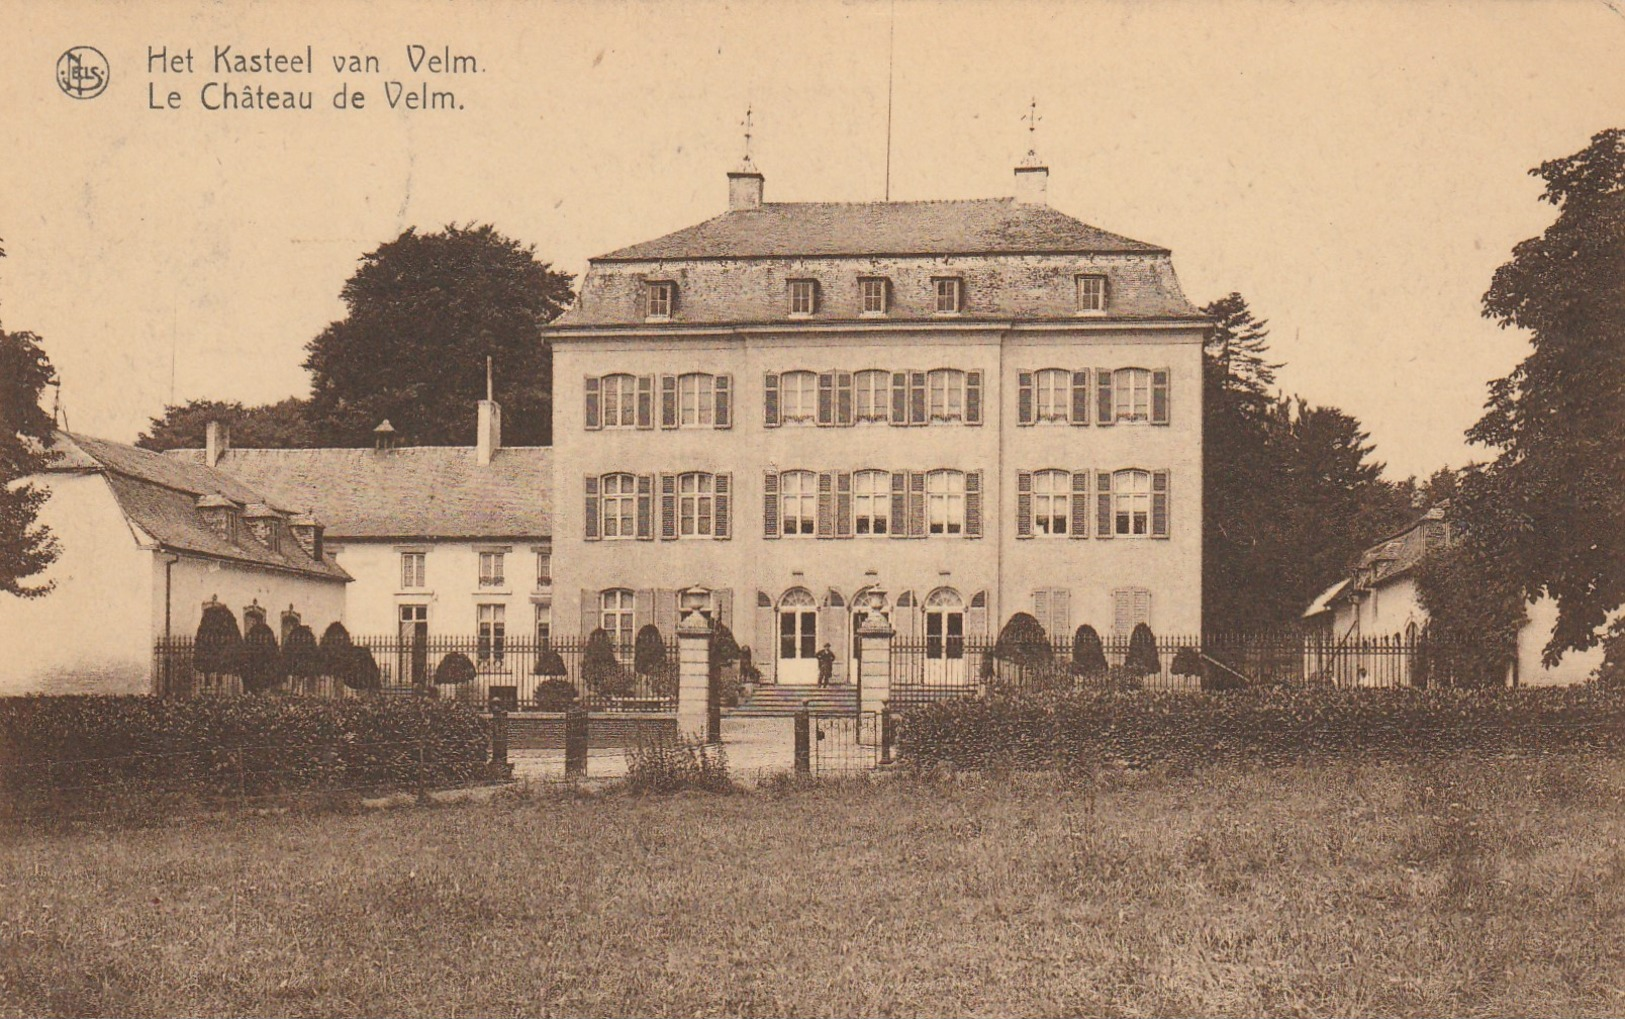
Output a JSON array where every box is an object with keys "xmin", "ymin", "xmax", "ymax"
[
  {"xmin": 1076, "ymin": 274, "xmax": 1107, "ymax": 313},
  {"xmin": 646, "ymin": 281, "xmax": 675, "ymax": 319},
  {"xmin": 788, "ymin": 279, "xmax": 818, "ymax": 316},
  {"xmin": 859, "ymin": 277, "xmax": 889, "ymax": 315},
  {"xmin": 933, "ymin": 277, "xmax": 963, "ymax": 314}
]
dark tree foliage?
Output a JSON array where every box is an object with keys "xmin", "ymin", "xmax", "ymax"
[
  {"xmin": 136, "ymin": 397, "xmax": 317, "ymax": 451},
  {"xmin": 319, "ymin": 621, "xmax": 353, "ymax": 679},
  {"xmin": 303, "ymin": 224, "xmax": 574, "ymax": 447},
  {"xmin": 583, "ymin": 628, "xmax": 632, "ymax": 697},
  {"xmin": 709, "ymin": 622, "xmax": 741, "ymax": 669},
  {"xmin": 346, "ymin": 646, "xmax": 382, "ymax": 692},
  {"xmin": 240, "ymin": 620, "xmax": 284, "ymax": 694},
  {"xmin": 280, "ymin": 623, "xmax": 321, "ymax": 679},
  {"xmin": 1071, "ymin": 624, "xmax": 1108, "ymax": 675},
  {"xmin": 1125, "ymin": 623, "xmax": 1161, "ymax": 676},
  {"xmin": 1171, "ymin": 645, "xmax": 1204, "ymax": 678},
  {"xmin": 533, "ymin": 677, "xmax": 578, "ymax": 711},
  {"xmin": 1469, "ymin": 128, "xmax": 1625, "ymax": 662},
  {"xmin": 532, "ymin": 646, "xmax": 567, "ymax": 676},
  {"xmin": 0, "ymin": 329, "xmax": 61, "ymax": 598},
  {"xmin": 193, "ymin": 602, "xmax": 243, "ymax": 675},
  {"xmin": 993, "ymin": 613, "xmax": 1051, "ymax": 668},
  {"xmin": 634, "ymin": 623, "xmax": 668, "ymax": 675},
  {"xmin": 434, "ymin": 652, "xmax": 477, "ymax": 686}
]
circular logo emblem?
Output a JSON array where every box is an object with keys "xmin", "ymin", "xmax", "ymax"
[{"xmin": 57, "ymin": 46, "xmax": 109, "ymax": 99}]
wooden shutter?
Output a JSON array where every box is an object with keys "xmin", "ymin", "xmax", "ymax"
[
  {"xmin": 1033, "ymin": 589, "xmax": 1051, "ymax": 640},
  {"xmin": 890, "ymin": 471, "xmax": 908, "ymax": 539},
  {"xmin": 1017, "ymin": 371, "xmax": 1034, "ymax": 425},
  {"xmin": 908, "ymin": 470, "xmax": 926, "ymax": 537},
  {"xmin": 763, "ymin": 471, "xmax": 780, "ymax": 539},
  {"xmin": 764, "ymin": 372, "xmax": 780, "ymax": 427},
  {"xmin": 714, "ymin": 473, "xmax": 732, "ymax": 540},
  {"xmin": 659, "ymin": 374, "xmax": 678, "ymax": 428},
  {"xmin": 1071, "ymin": 370, "xmax": 1090, "ymax": 426},
  {"xmin": 1016, "ymin": 470, "xmax": 1033, "ymax": 538},
  {"xmin": 965, "ymin": 469, "xmax": 983, "ymax": 537},
  {"xmin": 1070, "ymin": 470, "xmax": 1090, "ymax": 539},
  {"xmin": 1152, "ymin": 369, "xmax": 1170, "ymax": 425},
  {"xmin": 909, "ymin": 372, "xmax": 927, "ymax": 425},
  {"xmin": 716, "ymin": 588, "xmax": 734, "ymax": 631},
  {"xmin": 824, "ymin": 606, "xmax": 847, "ymax": 672},
  {"xmin": 1113, "ymin": 590, "xmax": 1133, "ymax": 636},
  {"xmin": 836, "ymin": 471, "xmax": 853, "ymax": 537},
  {"xmin": 1096, "ymin": 471, "xmax": 1114, "ymax": 539},
  {"xmin": 634, "ymin": 588, "xmax": 655, "ymax": 631},
  {"xmin": 1152, "ymin": 469, "xmax": 1170, "ymax": 538},
  {"xmin": 583, "ymin": 475, "xmax": 600, "ymax": 541},
  {"xmin": 1052, "ymin": 590, "xmax": 1071, "ymax": 640},
  {"xmin": 1097, "ymin": 369, "xmax": 1114, "ymax": 426},
  {"xmin": 891, "ymin": 372, "xmax": 907, "ymax": 425},
  {"xmin": 584, "ymin": 376, "xmax": 601, "ymax": 430},
  {"xmin": 816, "ymin": 371, "xmax": 835, "ymax": 426},
  {"xmin": 655, "ymin": 589, "xmax": 679, "ymax": 637},
  {"xmin": 581, "ymin": 589, "xmax": 598, "ymax": 639},
  {"xmin": 835, "ymin": 371, "xmax": 854, "ymax": 426},
  {"xmin": 637, "ymin": 375, "xmax": 655, "ymax": 430},
  {"xmin": 966, "ymin": 370, "xmax": 983, "ymax": 425},
  {"xmin": 755, "ymin": 595, "xmax": 775, "ymax": 682},
  {"xmin": 967, "ymin": 591, "xmax": 989, "ymax": 640},
  {"xmin": 636, "ymin": 474, "xmax": 655, "ymax": 540},
  {"xmin": 817, "ymin": 471, "xmax": 835, "ymax": 538},
  {"xmin": 659, "ymin": 473, "xmax": 677, "ymax": 540},
  {"xmin": 715, "ymin": 374, "xmax": 732, "ymax": 429}
]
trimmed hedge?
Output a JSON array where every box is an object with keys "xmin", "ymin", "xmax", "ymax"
[
  {"xmin": 896, "ymin": 686, "xmax": 1625, "ymax": 771},
  {"xmin": 0, "ymin": 695, "xmax": 490, "ymax": 819}
]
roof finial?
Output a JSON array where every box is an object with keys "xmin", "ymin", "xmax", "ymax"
[
  {"xmin": 1023, "ymin": 97, "xmax": 1042, "ymax": 160},
  {"xmin": 742, "ymin": 104, "xmax": 754, "ymax": 162},
  {"xmin": 485, "ymin": 355, "xmax": 493, "ymax": 402}
]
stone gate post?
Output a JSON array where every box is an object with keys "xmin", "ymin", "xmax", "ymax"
[
  {"xmin": 858, "ymin": 612, "xmax": 894, "ymax": 720},
  {"xmin": 677, "ymin": 610, "xmax": 712, "ymax": 740}
]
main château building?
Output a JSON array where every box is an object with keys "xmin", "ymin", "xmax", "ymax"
[{"xmin": 545, "ymin": 155, "xmax": 1206, "ymax": 686}]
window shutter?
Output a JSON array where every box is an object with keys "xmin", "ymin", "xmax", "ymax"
[
  {"xmin": 715, "ymin": 374, "xmax": 732, "ymax": 429},
  {"xmin": 1016, "ymin": 470, "xmax": 1033, "ymax": 539},
  {"xmin": 764, "ymin": 372, "xmax": 780, "ymax": 428},
  {"xmin": 836, "ymin": 471, "xmax": 853, "ymax": 537},
  {"xmin": 655, "ymin": 589, "xmax": 679, "ymax": 636},
  {"xmin": 835, "ymin": 371, "xmax": 854, "ymax": 426},
  {"xmin": 817, "ymin": 471, "xmax": 835, "ymax": 538},
  {"xmin": 965, "ymin": 469, "xmax": 983, "ymax": 538},
  {"xmin": 1017, "ymin": 371, "xmax": 1034, "ymax": 425},
  {"xmin": 1052, "ymin": 590, "xmax": 1071, "ymax": 641},
  {"xmin": 714, "ymin": 473, "xmax": 732, "ymax": 539},
  {"xmin": 581, "ymin": 590, "xmax": 598, "ymax": 640},
  {"xmin": 763, "ymin": 471, "xmax": 781, "ymax": 539},
  {"xmin": 966, "ymin": 371, "xmax": 983, "ymax": 425},
  {"xmin": 909, "ymin": 372, "xmax": 927, "ymax": 425},
  {"xmin": 583, "ymin": 475, "xmax": 600, "ymax": 541},
  {"xmin": 891, "ymin": 372, "xmax": 907, "ymax": 425},
  {"xmin": 1135, "ymin": 589, "xmax": 1152, "ymax": 629},
  {"xmin": 908, "ymin": 470, "xmax": 926, "ymax": 537},
  {"xmin": 1152, "ymin": 369, "xmax": 1170, "ymax": 425},
  {"xmin": 584, "ymin": 376, "xmax": 601, "ymax": 430},
  {"xmin": 1152, "ymin": 469, "xmax": 1170, "ymax": 538},
  {"xmin": 1096, "ymin": 470, "xmax": 1114, "ymax": 539},
  {"xmin": 659, "ymin": 473, "xmax": 677, "ymax": 540},
  {"xmin": 717, "ymin": 588, "xmax": 734, "ymax": 630},
  {"xmin": 637, "ymin": 375, "xmax": 655, "ymax": 430},
  {"xmin": 634, "ymin": 588, "xmax": 655, "ymax": 632},
  {"xmin": 1113, "ymin": 590, "xmax": 1133, "ymax": 636},
  {"xmin": 659, "ymin": 374, "xmax": 677, "ymax": 428},
  {"xmin": 1070, "ymin": 470, "xmax": 1090, "ymax": 539},
  {"xmin": 636, "ymin": 474, "xmax": 655, "ymax": 540},
  {"xmin": 967, "ymin": 591, "xmax": 988, "ymax": 640},
  {"xmin": 890, "ymin": 471, "xmax": 908, "ymax": 539},
  {"xmin": 1071, "ymin": 370, "xmax": 1090, "ymax": 426},
  {"xmin": 817, "ymin": 372, "xmax": 834, "ymax": 426},
  {"xmin": 1033, "ymin": 589, "xmax": 1050, "ymax": 639},
  {"xmin": 1097, "ymin": 369, "xmax": 1114, "ymax": 426}
]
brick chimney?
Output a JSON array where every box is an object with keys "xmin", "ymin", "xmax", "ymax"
[
  {"xmin": 288, "ymin": 510, "xmax": 325, "ymax": 561},
  {"xmin": 205, "ymin": 419, "xmax": 230, "ymax": 467},
  {"xmin": 477, "ymin": 356, "xmax": 502, "ymax": 466},
  {"xmin": 728, "ymin": 156, "xmax": 764, "ymax": 212}
]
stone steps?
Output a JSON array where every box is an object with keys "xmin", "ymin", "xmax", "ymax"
[{"xmin": 728, "ymin": 684, "xmax": 859, "ymax": 717}]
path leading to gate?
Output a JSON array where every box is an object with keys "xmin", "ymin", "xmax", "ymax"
[{"xmin": 510, "ymin": 716, "xmax": 812, "ymax": 787}]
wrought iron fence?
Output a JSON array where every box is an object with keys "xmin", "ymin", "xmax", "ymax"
[{"xmin": 153, "ymin": 635, "xmax": 681, "ymax": 713}]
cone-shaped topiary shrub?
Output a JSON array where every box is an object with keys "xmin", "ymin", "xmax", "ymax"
[
  {"xmin": 533, "ymin": 678, "xmax": 578, "ymax": 711},
  {"xmin": 993, "ymin": 613, "xmax": 1051, "ymax": 668},
  {"xmin": 1125, "ymin": 623, "xmax": 1161, "ymax": 676},
  {"xmin": 634, "ymin": 624, "xmax": 668, "ymax": 676},
  {"xmin": 1072, "ymin": 624, "xmax": 1108, "ymax": 675},
  {"xmin": 240, "ymin": 620, "xmax": 285, "ymax": 694},
  {"xmin": 435, "ymin": 652, "xmax": 477, "ymax": 687},
  {"xmin": 319, "ymin": 622, "xmax": 353, "ymax": 681},
  {"xmin": 1171, "ymin": 645, "xmax": 1204, "ymax": 678},
  {"xmin": 281, "ymin": 624, "xmax": 321, "ymax": 682},
  {"xmin": 193, "ymin": 601, "xmax": 243, "ymax": 676},
  {"xmin": 533, "ymin": 645, "xmax": 568, "ymax": 677},
  {"xmin": 710, "ymin": 622, "xmax": 741, "ymax": 668},
  {"xmin": 583, "ymin": 628, "xmax": 633, "ymax": 698},
  {"xmin": 347, "ymin": 646, "xmax": 382, "ymax": 692}
]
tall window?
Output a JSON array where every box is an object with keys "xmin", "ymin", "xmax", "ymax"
[
  {"xmin": 535, "ymin": 550, "xmax": 551, "ymax": 587},
  {"xmin": 678, "ymin": 472, "xmax": 716, "ymax": 537},
  {"xmin": 860, "ymin": 278, "xmax": 889, "ymax": 314},
  {"xmin": 477, "ymin": 604, "xmax": 506, "ymax": 664},
  {"xmin": 788, "ymin": 279, "xmax": 818, "ymax": 315},
  {"xmin": 678, "ymin": 373, "xmax": 714, "ymax": 427},
  {"xmin": 600, "ymin": 473, "xmax": 637, "ymax": 539},
  {"xmin": 1113, "ymin": 368, "xmax": 1152, "ymax": 422},
  {"xmin": 646, "ymin": 281, "xmax": 674, "ymax": 318},
  {"xmin": 781, "ymin": 471, "xmax": 817, "ymax": 535},
  {"xmin": 600, "ymin": 373, "xmax": 639, "ymax": 428},
  {"xmin": 927, "ymin": 369, "xmax": 966, "ymax": 421},
  {"xmin": 600, "ymin": 589, "xmax": 634, "ymax": 647},
  {"xmin": 927, "ymin": 470, "xmax": 965, "ymax": 535},
  {"xmin": 1076, "ymin": 274, "xmax": 1107, "ymax": 312},
  {"xmin": 1113, "ymin": 469, "xmax": 1152, "ymax": 536},
  {"xmin": 1035, "ymin": 368, "xmax": 1070, "ymax": 422},
  {"xmin": 478, "ymin": 551, "xmax": 505, "ymax": 587},
  {"xmin": 535, "ymin": 604, "xmax": 552, "ymax": 646},
  {"xmin": 925, "ymin": 588, "xmax": 965, "ymax": 660},
  {"xmin": 780, "ymin": 371, "xmax": 817, "ymax": 423},
  {"xmin": 1033, "ymin": 470, "xmax": 1070, "ymax": 535},
  {"xmin": 854, "ymin": 370, "xmax": 889, "ymax": 422},
  {"xmin": 400, "ymin": 552, "xmax": 426, "ymax": 589},
  {"xmin": 933, "ymin": 277, "xmax": 963, "ymax": 313},
  {"xmin": 854, "ymin": 470, "xmax": 890, "ymax": 535}
]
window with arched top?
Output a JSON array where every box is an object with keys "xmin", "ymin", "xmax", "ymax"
[
  {"xmin": 1112, "ymin": 368, "xmax": 1152, "ymax": 422},
  {"xmin": 677, "ymin": 471, "xmax": 715, "ymax": 537},
  {"xmin": 599, "ymin": 589, "xmax": 634, "ymax": 647},
  {"xmin": 925, "ymin": 588, "xmax": 964, "ymax": 660},
  {"xmin": 1033, "ymin": 469, "xmax": 1070, "ymax": 535},
  {"xmin": 927, "ymin": 369, "xmax": 966, "ymax": 421},
  {"xmin": 854, "ymin": 370, "xmax": 890, "ymax": 422},
  {"xmin": 678, "ymin": 373, "xmax": 715, "ymax": 427},
  {"xmin": 927, "ymin": 469, "xmax": 966, "ymax": 535},
  {"xmin": 780, "ymin": 371, "xmax": 818, "ymax": 423},
  {"xmin": 600, "ymin": 373, "xmax": 639, "ymax": 428},
  {"xmin": 600, "ymin": 472, "xmax": 637, "ymax": 539},
  {"xmin": 854, "ymin": 469, "xmax": 890, "ymax": 535},
  {"xmin": 1112, "ymin": 469, "xmax": 1152, "ymax": 536},
  {"xmin": 1035, "ymin": 369, "xmax": 1070, "ymax": 422},
  {"xmin": 780, "ymin": 470, "xmax": 817, "ymax": 535},
  {"xmin": 778, "ymin": 587, "xmax": 818, "ymax": 663}
]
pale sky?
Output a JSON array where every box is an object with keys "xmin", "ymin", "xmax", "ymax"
[{"xmin": 2, "ymin": 0, "xmax": 1620, "ymax": 478}]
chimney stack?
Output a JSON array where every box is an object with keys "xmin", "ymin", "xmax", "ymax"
[
  {"xmin": 1014, "ymin": 152, "xmax": 1049, "ymax": 205},
  {"xmin": 477, "ymin": 356, "xmax": 502, "ymax": 466},
  {"xmin": 728, "ymin": 156, "xmax": 764, "ymax": 212},
  {"xmin": 205, "ymin": 419, "xmax": 230, "ymax": 467}
]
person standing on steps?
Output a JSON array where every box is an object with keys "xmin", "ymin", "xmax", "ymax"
[{"xmin": 816, "ymin": 642, "xmax": 836, "ymax": 687}]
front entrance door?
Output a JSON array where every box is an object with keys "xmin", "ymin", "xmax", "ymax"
[
  {"xmin": 398, "ymin": 604, "xmax": 428, "ymax": 688},
  {"xmin": 924, "ymin": 589, "xmax": 966, "ymax": 686},
  {"xmin": 777, "ymin": 589, "xmax": 818, "ymax": 685}
]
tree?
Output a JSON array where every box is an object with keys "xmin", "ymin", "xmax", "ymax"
[
  {"xmin": 280, "ymin": 623, "xmax": 322, "ymax": 685},
  {"xmin": 303, "ymin": 224, "xmax": 574, "ymax": 447},
  {"xmin": 1469, "ymin": 128, "xmax": 1625, "ymax": 662},
  {"xmin": 136, "ymin": 397, "xmax": 316, "ymax": 451},
  {"xmin": 434, "ymin": 652, "xmax": 476, "ymax": 688},
  {"xmin": 992, "ymin": 613, "xmax": 1051, "ymax": 668},
  {"xmin": 240, "ymin": 620, "xmax": 284, "ymax": 694},
  {"xmin": 1125, "ymin": 623, "xmax": 1161, "ymax": 676},
  {"xmin": 319, "ymin": 621, "xmax": 354, "ymax": 681},
  {"xmin": 583, "ymin": 627, "xmax": 632, "ymax": 698},
  {"xmin": 193, "ymin": 600, "xmax": 243, "ymax": 677},
  {"xmin": 1071, "ymin": 624, "xmax": 1107, "ymax": 675},
  {"xmin": 634, "ymin": 624, "xmax": 668, "ymax": 676},
  {"xmin": 0, "ymin": 329, "xmax": 61, "ymax": 598}
]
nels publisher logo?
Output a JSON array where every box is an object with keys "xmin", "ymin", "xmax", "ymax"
[{"xmin": 57, "ymin": 46, "xmax": 109, "ymax": 99}]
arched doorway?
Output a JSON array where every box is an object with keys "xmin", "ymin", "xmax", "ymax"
[
  {"xmin": 777, "ymin": 588, "xmax": 819, "ymax": 685},
  {"xmin": 924, "ymin": 588, "xmax": 966, "ymax": 686}
]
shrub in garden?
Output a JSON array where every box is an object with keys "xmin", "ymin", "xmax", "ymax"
[
  {"xmin": 625, "ymin": 732, "xmax": 734, "ymax": 794},
  {"xmin": 435, "ymin": 652, "xmax": 476, "ymax": 688},
  {"xmin": 319, "ymin": 622, "xmax": 353, "ymax": 681},
  {"xmin": 633, "ymin": 624, "xmax": 668, "ymax": 676},
  {"xmin": 1072, "ymin": 625, "xmax": 1108, "ymax": 675},
  {"xmin": 710, "ymin": 622, "xmax": 741, "ymax": 670},
  {"xmin": 240, "ymin": 620, "xmax": 285, "ymax": 694},
  {"xmin": 280, "ymin": 624, "xmax": 321, "ymax": 684},
  {"xmin": 347, "ymin": 646, "xmax": 382, "ymax": 692},
  {"xmin": 1171, "ymin": 645, "xmax": 1204, "ymax": 679},
  {"xmin": 993, "ymin": 613, "xmax": 1051, "ymax": 668},
  {"xmin": 1125, "ymin": 623, "xmax": 1161, "ymax": 676},
  {"xmin": 533, "ymin": 678, "xmax": 578, "ymax": 712},
  {"xmin": 193, "ymin": 600, "xmax": 243, "ymax": 676},
  {"xmin": 583, "ymin": 628, "xmax": 634, "ymax": 698},
  {"xmin": 532, "ymin": 645, "xmax": 567, "ymax": 677}
]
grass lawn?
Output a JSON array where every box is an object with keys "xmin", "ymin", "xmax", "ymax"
[{"xmin": 3, "ymin": 756, "xmax": 1625, "ymax": 1017}]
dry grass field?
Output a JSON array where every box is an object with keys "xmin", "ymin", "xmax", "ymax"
[{"xmin": 3, "ymin": 756, "xmax": 1624, "ymax": 1017}]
